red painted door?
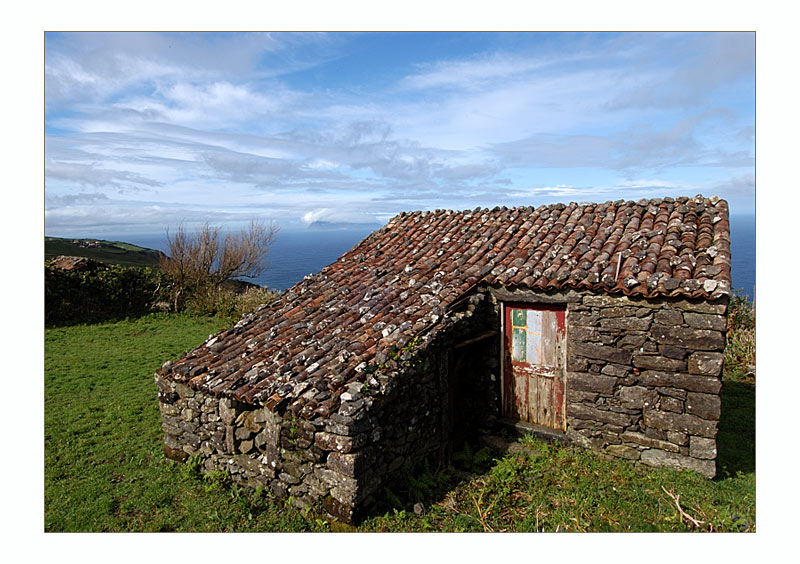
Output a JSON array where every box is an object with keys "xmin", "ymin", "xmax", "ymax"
[{"xmin": 502, "ymin": 304, "xmax": 566, "ymax": 430}]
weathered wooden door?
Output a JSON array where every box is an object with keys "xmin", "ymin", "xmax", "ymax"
[{"xmin": 502, "ymin": 304, "xmax": 566, "ymax": 430}]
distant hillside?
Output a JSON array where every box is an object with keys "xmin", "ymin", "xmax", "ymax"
[{"xmin": 45, "ymin": 237, "xmax": 167, "ymax": 267}]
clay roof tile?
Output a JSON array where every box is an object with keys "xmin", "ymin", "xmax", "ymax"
[{"xmin": 166, "ymin": 196, "xmax": 732, "ymax": 414}]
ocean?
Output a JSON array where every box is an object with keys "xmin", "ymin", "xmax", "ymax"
[{"xmin": 114, "ymin": 215, "xmax": 756, "ymax": 300}]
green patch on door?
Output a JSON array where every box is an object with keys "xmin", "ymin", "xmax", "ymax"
[{"xmin": 512, "ymin": 327, "xmax": 527, "ymax": 362}]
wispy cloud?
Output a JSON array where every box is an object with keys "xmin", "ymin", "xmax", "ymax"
[
  {"xmin": 45, "ymin": 161, "xmax": 162, "ymax": 191},
  {"xmin": 45, "ymin": 32, "xmax": 754, "ymax": 234}
]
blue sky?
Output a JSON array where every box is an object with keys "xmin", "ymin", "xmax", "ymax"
[{"xmin": 44, "ymin": 31, "xmax": 755, "ymax": 236}]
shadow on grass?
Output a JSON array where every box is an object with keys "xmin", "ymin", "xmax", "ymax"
[{"xmin": 715, "ymin": 380, "xmax": 755, "ymax": 478}]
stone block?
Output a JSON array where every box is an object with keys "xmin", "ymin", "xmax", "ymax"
[
  {"xmin": 324, "ymin": 417, "xmax": 372, "ymax": 436},
  {"xmin": 240, "ymin": 410, "xmax": 263, "ymax": 433},
  {"xmin": 620, "ymin": 431, "xmax": 680, "ymax": 452},
  {"xmin": 568, "ymin": 403, "xmax": 635, "ymax": 426},
  {"xmin": 686, "ymin": 392, "xmax": 721, "ymax": 420},
  {"xmin": 605, "ymin": 444, "xmax": 641, "ymax": 460},
  {"xmin": 642, "ymin": 341, "xmax": 658, "ymax": 353},
  {"xmin": 599, "ymin": 317, "xmax": 652, "ymax": 331},
  {"xmin": 659, "ymin": 396, "xmax": 684, "ymax": 413},
  {"xmin": 643, "ymin": 427, "xmax": 667, "ymax": 441},
  {"xmin": 637, "ymin": 371, "xmax": 721, "ymax": 394},
  {"xmin": 570, "ymin": 341, "xmax": 633, "ymax": 364},
  {"xmin": 689, "ymin": 436, "xmax": 717, "ymax": 460},
  {"xmin": 640, "ymin": 448, "xmax": 715, "ymax": 478},
  {"xmin": 160, "ymin": 403, "xmax": 179, "ymax": 417},
  {"xmin": 570, "ymin": 311, "xmax": 600, "ymax": 325},
  {"xmin": 654, "ymin": 310, "xmax": 684, "ymax": 326},
  {"xmin": 633, "ymin": 354, "xmax": 687, "ymax": 371},
  {"xmin": 328, "ymin": 450, "xmax": 375, "ymax": 478},
  {"xmin": 670, "ymin": 299, "xmax": 728, "ymax": 315},
  {"xmin": 175, "ymin": 382, "xmax": 195, "ymax": 398},
  {"xmin": 583, "ymin": 295, "xmax": 637, "ymax": 308},
  {"xmin": 650, "ymin": 325, "xmax": 725, "ymax": 351},
  {"xmin": 154, "ymin": 373, "xmax": 174, "ymax": 395},
  {"xmin": 164, "ymin": 433, "xmax": 183, "ymax": 451},
  {"xmin": 598, "ymin": 306, "xmax": 638, "ymax": 318},
  {"xmin": 683, "ymin": 312, "xmax": 728, "ymax": 331},
  {"xmin": 225, "ymin": 425, "xmax": 236, "ymax": 453},
  {"xmin": 667, "ymin": 430, "xmax": 688, "ymax": 446},
  {"xmin": 570, "ymin": 325, "xmax": 601, "ymax": 341},
  {"xmin": 567, "ymin": 389, "xmax": 599, "ymax": 403},
  {"xmin": 315, "ymin": 431, "xmax": 368, "ymax": 453},
  {"xmin": 160, "ymin": 417, "xmax": 182, "ymax": 436},
  {"xmin": 323, "ymin": 494, "xmax": 356, "ymax": 524},
  {"xmin": 601, "ymin": 433, "xmax": 622, "ymax": 445},
  {"xmin": 566, "ymin": 429, "xmax": 604, "ymax": 450},
  {"xmin": 568, "ymin": 372, "xmax": 617, "ymax": 395},
  {"xmin": 566, "ymin": 356, "xmax": 589, "ymax": 372},
  {"xmin": 601, "ymin": 363, "xmax": 630, "ymax": 378},
  {"xmin": 235, "ymin": 427, "xmax": 253, "ymax": 440},
  {"xmin": 278, "ymin": 472, "xmax": 301, "ymax": 485},
  {"xmin": 618, "ymin": 386, "xmax": 657, "ymax": 410},
  {"xmin": 219, "ymin": 400, "xmax": 238, "ymax": 425},
  {"xmin": 301, "ymin": 444, "xmax": 326, "ymax": 463},
  {"xmin": 643, "ymin": 409, "xmax": 717, "ymax": 438},
  {"xmin": 253, "ymin": 408, "xmax": 270, "ymax": 424},
  {"xmin": 660, "ymin": 345, "xmax": 688, "ymax": 360},
  {"xmin": 688, "ymin": 352, "xmax": 724, "ymax": 376},
  {"xmin": 314, "ymin": 466, "xmax": 359, "ymax": 492},
  {"xmin": 617, "ymin": 333, "xmax": 647, "ymax": 349},
  {"xmin": 657, "ymin": 387, "xmax": 687, "ymax": 400}
]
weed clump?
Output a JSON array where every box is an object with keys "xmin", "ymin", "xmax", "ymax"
[{"xmin": 724, "ymin": 290, "xmax": 755, "ymax": 381}]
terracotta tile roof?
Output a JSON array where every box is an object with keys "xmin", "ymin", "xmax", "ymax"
[{"xmin": 161, "ymin": 195, "xmax": 731, "ymax": 416}]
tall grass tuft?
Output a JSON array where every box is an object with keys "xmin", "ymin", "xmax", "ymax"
[
  {"xmin": 186, "ymin": 285, "xmax": 278, "ymax": 322},
  {"xmin": 724, "ymin": 290, "xmax": 755, "ymax": 381}
]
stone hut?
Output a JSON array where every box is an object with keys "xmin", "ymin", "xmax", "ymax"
[{"xmin": 154, "ymin": 195, "xmax": 731, "ymax": 523}]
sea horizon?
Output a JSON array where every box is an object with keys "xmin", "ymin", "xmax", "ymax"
[{"xmin": 46, "ymin": 212, "xmax": 756, "ymax": 301}]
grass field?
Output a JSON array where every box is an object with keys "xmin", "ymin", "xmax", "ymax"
[
  {"xmin": 44, "ymin": 313, "xmax": 755, "ymax": 532},
  {"xmin": 45, "ymin": 236, "xmax": 165, "ymax": 267}
]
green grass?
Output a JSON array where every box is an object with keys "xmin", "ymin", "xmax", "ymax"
[
  {"xmin": 45, "ymin": 236, "xmax": 165, "ymax": 267},
  {"xmin": 45, "ymin": 313, "xmax": 755, "ymax": 532},
  {"xmin": 45, "ymin": 313, "xmax": 326, "ymax": 532}
]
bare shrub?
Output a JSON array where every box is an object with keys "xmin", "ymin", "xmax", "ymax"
[{"xmin": 160, "ymin": 219, "xmax": 278, "ymax": 312}]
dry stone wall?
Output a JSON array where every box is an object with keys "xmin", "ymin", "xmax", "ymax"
[
  {"xmin": 154, "ymin": 287, "xmax": 726, "ymax": 526},
  {"xmin": 155, "ymin": 367, "xmax": 379, "ymax": 523},
  {"xmin": 154, "ymin": 289, "xmax": 499, "ymax": 524},
  {"xmin": 564, "ymin": 292, "xmax": 727, "ymax": 477}
]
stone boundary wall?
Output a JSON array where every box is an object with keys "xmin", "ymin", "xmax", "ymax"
[{"xmin": 564, "ymin": 292, "xmax": 727, "ymax": 477}]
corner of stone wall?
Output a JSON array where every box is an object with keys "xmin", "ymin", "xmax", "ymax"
[{"xmin": 564, "ymin": 293, "xmax": 727, "ymax": 478}]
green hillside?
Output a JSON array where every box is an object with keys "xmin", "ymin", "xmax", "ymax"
[{"xmin": 45, "ymin": 236, "xmax": 167, "ymax": 267}]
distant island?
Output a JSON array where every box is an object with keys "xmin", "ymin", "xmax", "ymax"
[{"xmin": 45, "ymin": 236, "xmax": 167, "ymax": 267}]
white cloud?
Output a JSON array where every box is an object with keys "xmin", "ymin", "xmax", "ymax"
[
  {"xmin": 301, "ymin": 208, "xmax": 381, "ymax": 225},
  {"xmin": 44, "ymin": 32, "xmax": 755, "ymax": 235}
]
